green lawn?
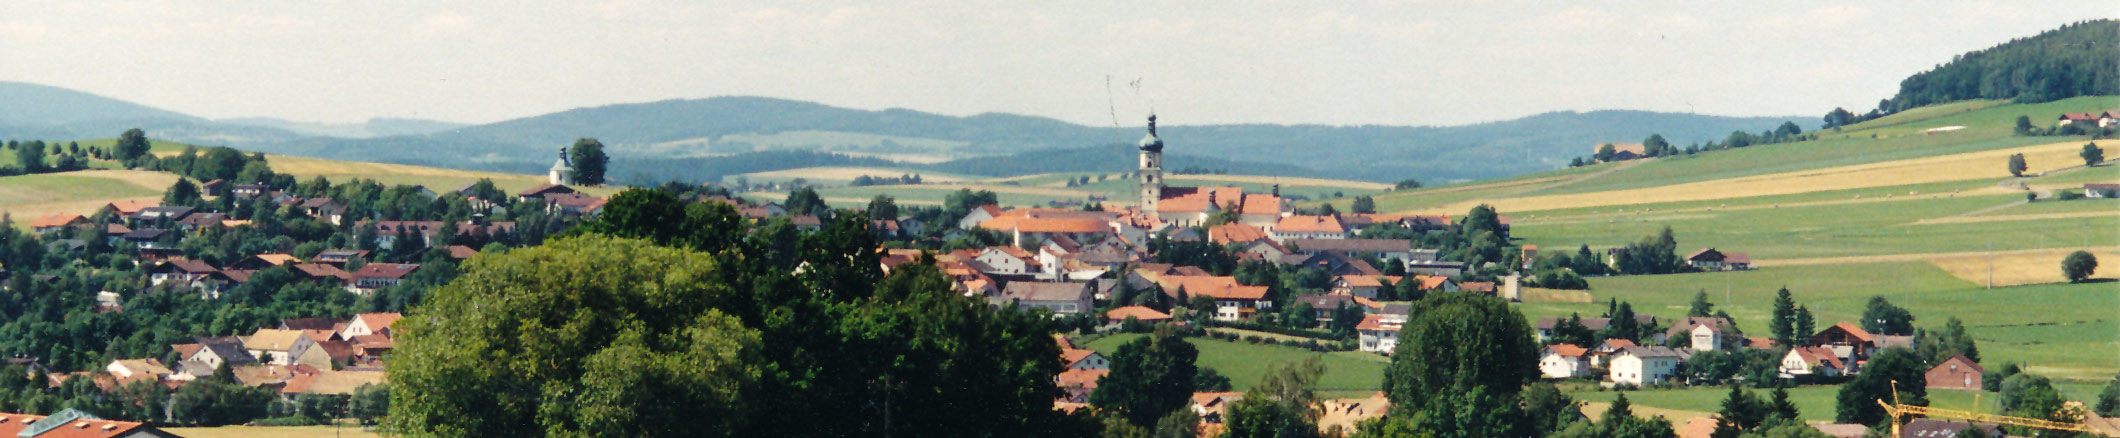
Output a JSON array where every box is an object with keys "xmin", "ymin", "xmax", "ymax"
[
  {"xmin": 1518, "ymin": 261, "xmax": 2120, "ymax": 385},
  {"xmin": 1509, "ymin": 190, "xmax": 2114, "ymax": 260},
  {"xmin": 1082, "ymin": 334, "xmax": 1389, "ymax": 392},
  {"xmin": 1565, "ymin": 384, "xmax": 1993, "ymax": 423},
  {"xmin": 0, "ymin": 172, "xmax": 164, "ymax": 205}
]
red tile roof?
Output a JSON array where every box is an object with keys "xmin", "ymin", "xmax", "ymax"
[
  {"xmin": 1056, "ymin": 369, "xmax": 1108, "ymax": 388},
  {"xmin": 1274, "ymin": 215, "xmax": 1345, "ymax": 234},
  {"xmin": 27, "ymin": 214, "xmax": 84, "ymax": 229},
  {"xmin": 351, "ymin": 263, "xmax": 419, "ymax": 280},
  {"xmin": 1207, "ymin": 223, "xmax": 1270, "ymax": 244},
  {"xmin": 1105, "ymin": 305, "xmax": 1172, "ymax": 322},
  {"xmin": 1546, "ymin": 343, "xmax": 1589, "ymax": 357},
  {"xmin": 1158, "ymin": 276, "xmax": 1269, "ymax": 301},
  {"xmin": 1060, "ymin": 349, "xmax": 1099, "ymax": 367}
]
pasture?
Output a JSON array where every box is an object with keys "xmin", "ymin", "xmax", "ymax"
[
  {"xmin": 1568, "ymin": 384, "xmax": 1992, "ymax": 423},
  {"xmin": 0, "ymin": 170, "xmax": 176, "ymax": 229},
  {"xmin": 1082, "ymin": 333, "xmax": 1389, "ymax": 393}
]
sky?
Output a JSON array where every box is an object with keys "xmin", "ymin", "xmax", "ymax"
[{"xmin": 0, "ymin": 1, "xmax": 2109, "ymax": 127}]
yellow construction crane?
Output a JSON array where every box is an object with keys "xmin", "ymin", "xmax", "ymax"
[{"xmin": 1875, "ymin": 380, "xmax": 2094, "ymax": 437}]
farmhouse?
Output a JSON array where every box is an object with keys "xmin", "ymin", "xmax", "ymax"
[
  {"xmin": 27, "ymin": 214, "xmax": 86, "ymax": 235},
  {"xmin": 988, "ymin": 281, "xmax": 1095, "ymax": 317},
  {"xmin": 2059, "ymin": 112, "xmax": 2099, "ymax": 127},
  {"xmin": 2086, "ymin": 183, "xmax": 2119, "ymax": 198},
  {"xmin": 1685, "ymin": 248, "xmax": 1752, "ymax": 271},
  {"xmin": 1779, "ymin": 346, "xmax": 1846, "ymax": 380},
  {"xmin": 1539, "ymin": 344, "xmax": 1590, "ymax": 379},
  {"xmin": 1155, "ymin": 275, "xmax": 1271, "ymax": 321},
  {"xmin": 1924, "ymin": 354, "xmax": 1984, "ymax": 390},
  {"xmin": 1594, "ymin": 142, "xmax": 1647, "ymax": 161},
  {"xmin": 1607, "ymin": 346, "xmax": 1681, "ymax": 385}
]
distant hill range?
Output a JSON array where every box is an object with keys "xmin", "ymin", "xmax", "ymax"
[{"xmin": 0, "ymin": 81, "xmax": 1801, "ymax": 183}]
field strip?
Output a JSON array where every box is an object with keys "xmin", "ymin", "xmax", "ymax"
[
  {"xmin": 1914, "ymin": 210, "xmax": 2120, "ymax": 225},
  {"xmin": 1167, "ymin": 174, "xmax": 1392, "ymax": 190},
  {"xmin": 1927, "ymin": 249, "xmax": 2120, "ymax": 287},
  {"xmin": 1512, "ymin": 186, "xmax": 2019, "ymax": 225},
  {"xmin": 819, "ymin": 197, "xmax": 943, "ymax": 206},
  {"xmin": 1394, "ymin": 139, "xmax": 2114, "ymax": 215},
  {"xmin": 1756, "ymin": 246, "xmax": 2120, "ymax": 268},
  {"xmin": 739, "ymin": 166, "xmax": 966, "ymax": 182}
]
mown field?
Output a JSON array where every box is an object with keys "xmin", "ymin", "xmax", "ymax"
[
  {"xmin": 0, "ymin": 170, "xmax": 177, "ymax": 230},
  {"xmin": 1081, "ymin": 333, "xmax": 1389, "ymax": 393}
]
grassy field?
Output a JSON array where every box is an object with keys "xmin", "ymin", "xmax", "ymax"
[
  {"xmin": 0, "ymin": 170, "xmax": 177, "ymax": 229},
  {"xmin": 1567, "ymin": 384, "xmax": 1993, "ymax": 423},
  {"xmin": 1517, "ymin": 261, "xmax": 2120, "ymax": 384},
  {"xmin": 725, "ymin": 166, "xmax": 971, "ymax": 185},
  {"xmin": 1082, "ymin": 334, "xmax": 1389, "ymax": 393}
]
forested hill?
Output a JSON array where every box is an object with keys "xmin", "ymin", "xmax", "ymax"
[
  {"xmin": 1889, "ymin": 19, "xmax": 2119, "ymax": 110},
  {"xmin": 247, "ymin": 97, "xmax": 1796, "ymax": 184}
]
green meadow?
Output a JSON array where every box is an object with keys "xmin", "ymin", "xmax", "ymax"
[{"xmin": 1082, "ymin": 333, "xmax": 1389, "ymax": 393}]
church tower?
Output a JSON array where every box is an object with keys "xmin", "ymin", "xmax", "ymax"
[
  {"xmin": 1137, "ymin": 114, "xmax": 1164, "ymax": 214},
  {"xmin": 549, "ymin": 146, "xmax": 575, "ymax": 185}
]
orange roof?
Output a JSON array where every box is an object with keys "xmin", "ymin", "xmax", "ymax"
[
  {"xmin": 105, "ymin": 200, "xmax": 157, "ymax": 215},
  {"xmin": 1060, "ymin": 348, "xmax": 1100, "ymax": 366},
  {"xmin": 355, "ymin": 313, "xmax": 403, "ymax": 332},
  {"xmin": 1052, "ymin": 334, "xmax": 1074, "ymax": 350},
  {"xmin": 1337, "ymin": 275, "xmax": 1399, "ymax": 288},
  {"xmin": 1238, "ymin": 193, "xmax": 1283, "ymax": 215},
  {"xmin": 1105, "ymin": 305, "xmax": 1172, "ymax": 321},
  {"xmin": 1156, "ymin": 187, "xmax": 1245, "ymax": 214},
  {"xmin": 1191, "ymin": 391, "xmax": 1245, "ymax": 408},
  {"xmin": 1546, "ymin": 343, "xmax": 1588, "ymax": 357},
  {"xmin": 27, "ymin": 214, "xmax": 84, "ymax": 229},
  {"xmin": 1274, "ymin": 215, "xmax": 1345, "ymax": 234},
  {"xmin": 252, "ymin": 253, "xmax": 300, "ymax": 266},
  {"xmin": 1408, "ymin": 275, "xmax": 1449, "ymax": 290},
  {"xmin": 1355, "ymin": 314, "xmax": 1389, "ymax": 331},
  {"xmin": 0, "ymin": 411, "xmax": 162, "ymax": 438},
  {"xmin": 1208, "ymin": 223, "xmax": 1271, "ymax": 244},
  {"xmin": 1598, "ymin": 339, "xmax": 1637, "ymax": 350},
  {"xmin": 1158, "ymin": 276, "xmax": 1269, "ymax": 301},
  {"xmin": 1057, "ymin": 369, "xmax": 1108, "ymax": 388},
  {"xmin": 1826, "ymin": 322, "xmax": 1876, "ymax": 342}
]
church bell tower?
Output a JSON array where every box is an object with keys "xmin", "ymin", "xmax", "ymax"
[{"xmin": 1137, "ymin": 114, "xmax": 1164, "ymax": 214}]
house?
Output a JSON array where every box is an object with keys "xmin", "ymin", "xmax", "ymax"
[
  {"xmin": 1901, "ymin": 419, "xmax": 2000, "ymax": 438},
  {"xmin": 988, "ymin": 281, "xmax": 1095, "ymax": 317},
  {"xmin": 1589, "ymin": 339, "xmax": 1637, "ymax": 366},
  {"xmin": 1594, "ymin": 142, "xmax": 1648, "ymax": 161},
  {"xmin": 1685, "ymin": 248, "xmax": 1752, "ymax": 271},
  {"xmin": 1779, "ymin": 346, "xmax": 1846, "ymax": 380},
  {"xmin": 1356, "ymin": 304, "xmax": 1412, "ymax": 354},
  {"xmin": 347, "ymin": 263, "xmax": 420, "ymax": 295},
  {"xmin": 1272, "ymin": 215, "xmax": 1348, "ymax": 241},
  {"xmin": 1287, "ymin": 238, "xmax": 1416, "ymax": 262},
  {"xmin": 1539, "ymin": 344, "xmax": 1590, "ymax": 379},
  {"xmin": 545, "ymin": 193, "xmax": 608, "ymax": 216},
  {"xmin": 231, "ymin": 184, "xmax": 269, "ymax": 199},
  {"xmin": 104, "ymin": 359, "xmax": 171, "ymax": 381},
  {"xmin": 148, "ymin": 259, "xmax": 218, "ymax": 287},
  {"xmin": 1105, "ymin": 305, "xmax": 1171, "ymax": 324},
  {"xmin": 958, "ymin": 204, "xmax": 1002, "ymax": 230},
  {"xmin": 1061, "ymin": 348, "xmax": 1109, "ymax": 371},
  {"xmin": 131, "ymin": 206, "xmax": 193, "ymax": 224},
  {"xmin": 120, "ymin": 228, "xmax": 170, "ymax": 249},
  {"xmin": 230, "ymin": 253, "xmax": 300, "ymax": 271},
  {"xmin": 311, "ymin": 249, "xmax": 367, "ymax": 265},
  {"xmin": 242, "ymin": 329, "xmax": 307, "ymax": 365},
  {"xmin": 1403, "ymin": 260, "xmax": 1467, "ymax": 277},
  {"xmin": 288, "ymin": 338, "xmax": 357, "ymax": 370},
  {"xmin": 289, "ymin": 263, "xmax": 353, "ymax": 283},
  {"xmin": 1665, "ymin": 317, "xmax": 1741, "ymax": 352},
  {"xmin": 1155, "ymin": 276, "xmax": 1272, "ymax": 321},
  {"xmin": 1329, "ymin": 275, "xmax": 1400, "ymax": 299},
  {"xmin": 516, "ymin": 184, "xmax": 576, "ymax": 202},
  {"xmin": 2059, "ymin": 112, "xmax": 2099, "ymax": 127},
  {"xmin": 1296, "ymin": 293, "xmax": 1372, "ymax": 324},
  {"xmin": 340, "ymin": 313, "xmax": 403, "ymax": 339},
  {"xmin": 1279, "ymin": 251, "xmax": 1380, "ymax": 276},
  {"xmin": 1191, "ymin": 392, "xmax": 1246, "ymax": 424},
  {"xmin": 2086, "ymin": 183, "xmax": 2120, "ymax": 198},
  {"xmin": 1532, "ymin": 315, "xmax": 1659, "ymax": 343},
  {"xmin": 177, "ymin": 336, "xmax": 257, "ymax": 377},
  {"xmin": 1607, "ymin": 346, "xmax": 1682, "ymax": 385},
  {"xmin": 1924, "ymin": 354, "xmax": 1984, "ymax": 390},
  {"xmin": 0, "ymin": 408, "xmax": 182, "ymax": 438},
  {"xmin": 26, "ymin": 214, "xmax": 86, "ymax": 235},
  {"xmin": 369, "ymin": 220, "xmax": 444, "ymax": 250},
  {"xmin": 1207, "ymin": 223, "xmax": 1272, "ymax": 245},
  {"xmin": 1809, "ymin": 322, "xmax": 1879, "ymax": 372},
  {"xmin": 2102, "ymin": 109, "xmax": 2120, "ymax": 128},
  {"xmin": 1056, "ymin": 369, "xmax": 1108, "ymax": 404}
]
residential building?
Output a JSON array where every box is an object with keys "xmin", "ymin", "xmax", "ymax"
[
  {"xmin": 1780, "ymin": 346, "xmax": 1845, "ymax": 379},
  {"xmin": 1924, "ymin": 354, "xmax": 1984, "ymax": 390},
  {"xmin": 1356, "ymin": 304, "xmax": 1411, "ymax": 354},
  {"xmin": 1105, "ymin": 305, "xmax": 1172, "ymax": 323},
  {"xmin": 1608, "ymin": 346, "xmax": 1682, "ymax": 385},
  {"xmin": 1155, "ymin": 275, "xmax": 1272, "ymax": 321},
  {"xmin": 1272, "ymin": 215, "xmax": 1348, "ymax": 241},
  {"xmin": 347, "ymin": 263, "xmax": 419, "ymax": 295},
  {"xmin": 27, "ymin": 214, "xmax": 85, "ymax": 235},
  {"xmin": 148, "ymin": 259, "xmax": 218, "ymax": 287},
  {"xmin": 1540, "ymin": 344, "xmax": 1590, "ymax": 379},
  {"xmin": 0, "ymin": 409, "xmax": 181, "ymax": 438},
  {"xmin": 1809, "ymin": 322, "xmax": 1879, "ymax": 372},
  {"xmin": 988, "ymin": 281, "xmax": 1095, "ymax": 317},
  {"xmin": 341, "ymin": 313, "xmax": 403, "ymax": 339},
  {"xmin": 1329, "ymin": 275, "xmax": 1400, "ymax": 299},
  {"xmin": 1686, "ymin": 248, "xmax": 1752, "ymax": 271},
  {"xmin": 1665, "ymin": 317, "xmax": 1741, "ymax": 352},
  {"xmin": 2086, "ymin": 183, "xmax": 2119, "ymax": 198},
  {"xmin": 242, "ymin": 329, "xmax": 306, "ymax": 365},
  {"xmin": 1061, "ymin": 349, "xmax": 1109, "ymax": 371}
]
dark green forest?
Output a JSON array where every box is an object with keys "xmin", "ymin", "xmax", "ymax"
[{"xmin": 1889, "ymin": 19, "xmax": 2119, "ymax": 110}]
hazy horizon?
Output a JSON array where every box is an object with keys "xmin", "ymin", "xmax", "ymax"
[{"xmin": 1, "ymin": 1, "xmax": 2108, "ymax": 127}]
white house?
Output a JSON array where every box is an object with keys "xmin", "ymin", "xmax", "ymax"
[
  {"xmin": 958, "ymin": 205, "xmax": 1002, "ymax": 230},
  {"xmin": 1665, "ymin": 317, "xmax": 1739, "ymax": 352},
  {"xmin": 971, "ymin": 247, "xmax": 1037, "ymax": 275},
  {"xmin": 1608, "ymin": 346, "xmax": 1682, "ymax": 385},
  {"xmin": 1356, "ymin": 304, "xmax": 1412, "ymax": 354},
  {"xmin": 341, "ymin": 313, "xmax": 403, "ymax": 340},
  {"xmin": 1062, "ymin": 349, "xmax": 1110, "ymax": 371},
  {"xmin": 1540, "ymin": 344, "xmax": 1591, "ymax": 379},
  {"xmin": 241, "ymin": 329, "xmax": 305, "ymax": 365},
  {"xmin": 1779, "ymin": 346, "xmax": 1845, "ymax": 379}
]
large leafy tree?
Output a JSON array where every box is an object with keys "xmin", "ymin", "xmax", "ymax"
[
  {"xmin": 568, "ymin": 138, "xmax": 610, "ymax": 185},
  {"xmin": 1860, "ymin": 296, "xmax": 1916, "ymax": 336},
  {"xmin": 387, "ymin": 236, "xmax": 763, "ymax": 438},
  {"xmin": 1835, "ymin": 347, "xmax": 1929, "ymax": 425},
  {"xmin": 1093, "ymin": 326, "xmax": 1201, "ymax": 427},
  {"xmin": 1384, "ymin": 292, "xmax": 1537, "ymax": 421},
  {"xmin": 1224, "ymin": 358, "xmax": 1325, "ymax": 438},
  {"xmin": 2062, "ymin": 250, "xmax": 2098, "ymax": 283},
  {"xmin": 115, "ymin": 128, "xmax": 152, "ymax": 162}
]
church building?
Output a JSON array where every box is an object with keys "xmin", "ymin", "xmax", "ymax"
[
  {"xmin": 549, "ymin": 147, "xmax": 575, "ymax": 185},
  {"xmin": 1134, "ymin": 115, "xmax": 1289, "ymax": 229}
]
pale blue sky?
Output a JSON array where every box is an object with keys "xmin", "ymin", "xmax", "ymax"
[{"xmin": 0, "ymin": 1, "xmax": 2109, "ymax": 126}]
